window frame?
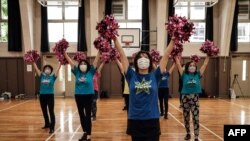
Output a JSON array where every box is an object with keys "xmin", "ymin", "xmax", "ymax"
[
  {"xmin": 47, "ymin": 2, "xmax": 78, "ymax": 43},
  {"xmin": 0, "ymin": 0, "xmax": 8, "ymax": 43},
  {"xmin": 238, "ymin": 0, "xmax": 250, "ymax": 43}
]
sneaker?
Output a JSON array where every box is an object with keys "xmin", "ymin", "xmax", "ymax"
[
  {"xmin": 194, "ymin": 139, "xmax": 199, "ymax": 141},
  {"xmin": 164, "ymin": 114, "xmax": 168, "ymax": 119},
  {"xmin": 184, "ymin": 134, "xmax": 191, "ymax": 140},
  {"xmin": 79, "ymin": 133, "xmax": 87, "ymax": 141},
  {"xmin": 41, "ymin": 125, "xmax": 50, "ymax": 129},
  {"xmin": 49, "ymin": 128, "xmax": 54, "ymax": 134}
]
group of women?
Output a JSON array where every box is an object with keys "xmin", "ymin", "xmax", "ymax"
[{"xmin": 32, "ymin": 34, "xmax": 209, "ymax": 141}]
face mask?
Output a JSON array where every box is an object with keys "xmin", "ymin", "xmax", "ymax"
[
  {"xmin": 137, "ymin": 57, "xmax": 150, "ymax": 69},
  {"xmin": 188, "ymin": 66, "xmax": 196, "ymax": 73},
  {"xmin": 80, "ymin": 65, "xmax": 87, "ymax": 72},
  {"xmin": 44, "ymin": 69, "xmax": 51, "ymax": 75}
]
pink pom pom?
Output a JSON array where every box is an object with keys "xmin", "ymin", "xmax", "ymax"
[
  {"xmin": 73, "ymin": 52, "xmax": 87, "ymax": 62},
  {"xmin": 96, "ymin": 15, "xmax": 120, "ymax": 40},
  {"xmin": 23, "ymin": 50, "xmax": 40, "ymax": 63},
  {"xmin": 200, "ymin": 40, "xmax": 219, "ymax": 56},
  {"xmin": 53, "ymin": 38, "xmax": 69, "ymax": 65},
  {"xmin": 100, "ymin": 52, "xmax": 111, "ymax": 64},
  {"xmin": 166, "ymin": 15, "xmax": 195, "ymax": 43},
  {"xmin": 110, "ymin": 48, "xmax": 120, "ymax": 61},
  {"xmin": 171, "ymin": 42, "xmax": 183, "ymax": 57},
  {"xmin": 93, "ymin": 36, "xmax": 111, "ymax": 52},
  {"xmin": 190, "ymin": 54, "xmax": 201, "ymax": 63},
  {"xmin": 150, "ymin": 49, "xmax": 161, "ymax": 63}
]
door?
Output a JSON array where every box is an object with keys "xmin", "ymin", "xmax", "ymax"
[{"xmin": 231, "ymin": 57, "xmax": 249, "ymax": 97}]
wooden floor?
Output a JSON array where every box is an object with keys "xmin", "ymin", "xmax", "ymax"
[{"xmin": 0, "ymin": 98, "xmax": 250, "ymax": 141}]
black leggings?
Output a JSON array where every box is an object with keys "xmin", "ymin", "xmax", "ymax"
[
  {"xmin": 91, "ymin": 91, "xmax": 98, "ymax": 117},
  {"xmin": 158, "ymin": 88, "xmax": 169, "ymax": 115},
  {"xmin": 75, "ymin": 94, "xmax": 93, "ymax": 135},
  {"xmin": 131, "ymin": 136, "xmax": 159, "ymax": 141},
  {"xmin": 124, "ymin": 94, "xmax": 129, "ymax": 112},
  {"xmin": 39, "ymin": 94, "xmax": 55, "ymax": 129}
]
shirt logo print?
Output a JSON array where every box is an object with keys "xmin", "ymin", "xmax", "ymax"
[{"xmin": 134, "ymin": 78, "xmax": 152, "ymax": 94}]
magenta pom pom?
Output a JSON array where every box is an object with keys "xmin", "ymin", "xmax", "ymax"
[
  {"xmin": 96, "ymin": 15, "xmax": 119, "ymax": 40},
  {"xmin": 150, "ymin": 49, "xmax": 161, "ymax": 63},
  {"xmin": 170, "ymin": 42, "xmax": 183, "ymax": 57},
  {"xmin": 53, "ymin": 38, "xmax": 69, "ymax": 65},
  {"xmin": 100, "ymin": 52, "xmax": 111, "ymax": 64},
  {"xmin": 93, "ymin": 36, "xmax": 111, "ymax": 53},
  {"xmin": 200, "ymin": 40, "xmax": 219, "ymax": 56},
  {"xmin": 110, "ymin": 47, "xmax": 120, "ymax": 61},
  {"xmin": 73, "ymin": 52, "xmax": 87, "ymax": 62},
  {"xmin": 23, "ymin": 50, "xmax": 40, "ymax": 63},
  {"xmin": 166, "ymin": 15, "xmax": 195, "ymax": 43},
  {"xmin": 190, "ymin": 54, "xmax": 201, "ymax": 63}
]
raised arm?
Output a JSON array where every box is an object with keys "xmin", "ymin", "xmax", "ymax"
[
  {"xmin": 97, "ymin": 62, "xmax": 104, "ymax": 74},
  {"xmin": 116, "ymin": 59, "xmax": 124, "ymax": 73},
  {"xmin": 113, "ymin": 37, "xmax": 129, "ymax": 73},
  {"xmin": 92, "ymin": 51, "xmax": 100, "ymax": 69},
  {"xmin": 54, "ymin": 63, "xmax": 61, "ymax": 77},
  {"xmin": 168, "ymin": 63, "xmax": 175, "ymax": 75},
  {"xmin": 174, "ymin": 56, "xmax": 184, "ymax": 76},
  {"xmin": 159, "ymin": 39, "xmax": 175, "ymax": 73},
  {"xmin": 32, "ymin": 62, "xmax": 41, "ymax": 77},
  {"xmin": 200, "ymin": 56, "xmax": 209, "ymax": 76},
  {"xmin": 64, "ymin": 52, "xmax": 75, "ymax": 68}
]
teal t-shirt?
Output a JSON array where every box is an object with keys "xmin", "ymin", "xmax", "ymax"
[
  {"xmin": 72, "ymin": 65, "xmax": 96, "ymax": 95},
  {"xmin": 39, "ymin": 73, "xmax": 56, "ymax": 94},
  {"xmin": 181, "ymin": 72, "xmax": 202, "ymax": 95}
]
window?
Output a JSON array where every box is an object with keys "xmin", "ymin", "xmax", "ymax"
[
  {"xmin": 238, "ymin": 0, "xmax": 250, "ymax": 42},
  {"xmin": 175, "ymin": 2, "xmax": 206, "ymax": 42},
  {"xmin": 47, "ymin": 1, "xmax": 78, "ymax": 42},
  {"xmin": 0, "ymin": 0, "xmax": 7, "ymax": 42},
  {"xmin": 112, "ymin": 0, "xmax": 142, "ymax": 30}
]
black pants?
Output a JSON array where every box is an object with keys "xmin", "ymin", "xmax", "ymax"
[
  {"xmin": 158, "ymin": 88, "xmax": 169, "ymax": 115},
  {"xmin": 92, "ymin": 90, "xmax": 98, "ymax": 117},
  {"xmin": 39, "ymin": 94, "xmax": 55, "ymax": 129},
  {"xmin": 75, "ymin": 94, "xmax": 93, "ymax": 135},
  {"xmin": 124, "ymin": 94, "xmax": 129, "ymax": 112},
  {"xmin": 131, "ymin": 136, "xmax": 159, "ymax": 141}
]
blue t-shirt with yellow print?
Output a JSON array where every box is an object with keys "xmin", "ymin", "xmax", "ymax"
[{"xmin": 125, "ymin": 67, "xmax": 162, "ymax": 120}]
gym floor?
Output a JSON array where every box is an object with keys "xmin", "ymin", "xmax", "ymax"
[{"xmin": 0, "ymin": 98, "xmax": 249, "ymax": 141}]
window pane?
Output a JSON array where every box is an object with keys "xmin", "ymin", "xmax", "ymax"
[
  {"xmin": 65, "ymin": 7, "xmax": 78, "ymax": 20},
  {"xmin": 190, "ymin": 22, "xmax": 205, "ymax": 42},
  {"xmin": 47, "ymin": 3, "xmax": 62, "ymax": 20},
  {"xmin": 1, "ymin": 0, "xmax": 8, "ymax": 19},
  {"xmin": 128, "ymin": 0, "xmax": 142, "ymax": 20},
  {"xmin": 238, "ymin": 23, "xmax": 249, "ymax": 42},
  {"xmin": 190, "ymin": 2, "xmax": 205, "ymax": 20},
  {"xmin": 175, "ymin": 3, "xmax": 188, "ymax": 18},
  {"xmin": 64, "ymin": 22, "xmax": 78, "ymax": 42},
  {"xmin": 119, "ymin": 22, "xmax": 127, "ymax": 28},
  {"xmin": 48, "ymin": 23, "xmax": 63, "ymax": 42},
  {"xmin": 0, "ymin": 22, "xmax": 8, "ymax": 42},
  {"xmin": 127, "ymin": 22, "xmax": 142, "ymax": 30}
]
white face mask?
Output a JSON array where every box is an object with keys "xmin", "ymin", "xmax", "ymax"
[
  {"xmin": 188, "ymin": 66, "xmax": 196, "ymax": 73},
  {"xmin": 44, "ymin": 69, "xmax": 51, "ymax": 75},
  {"xmin": 137, "ymin": 57, "xmax": 150, "ymax": 69},
  {"xmin": 80, "ymin": 64, "xmax": 87, "ymax": 72}
]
